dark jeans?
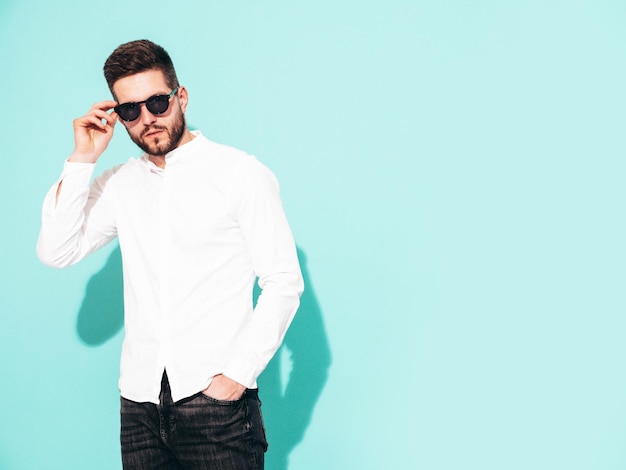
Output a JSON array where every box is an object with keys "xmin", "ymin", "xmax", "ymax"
[{"xmin": 121, "ymin": 372, "xmax": 268, "ymax": 469}]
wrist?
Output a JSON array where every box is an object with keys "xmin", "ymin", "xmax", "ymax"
[{"xmin": 68, "ymin": 151, "xmax": 99, "ymax": 164}]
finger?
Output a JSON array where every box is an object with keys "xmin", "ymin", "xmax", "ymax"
[
  {"xmin": 97, "ymin": 109, "xmax": 118, "ymax": 128},
  {"xmin": 89, "ymin": 100, "xmax": 118, "ymax": 112},
  {"xmin": 80, "ymin": 110, "xmax": 116, "ymax": 129},
  {"xmin": 75, "ymin": 115, "xmax": 111, "ymax": 132},
  {"xmin": 75, "ymin": 115, "xmax": 105, "ymax": 129}
]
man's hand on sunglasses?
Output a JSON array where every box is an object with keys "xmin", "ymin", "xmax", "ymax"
[{"xmin": 69, "ymin": 100, "xmax": 118, "ymax": 164}]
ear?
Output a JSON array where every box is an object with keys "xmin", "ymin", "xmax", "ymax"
[{"xmin": 178, "ymin": 86, "xmax": 189, "ymax": 113}]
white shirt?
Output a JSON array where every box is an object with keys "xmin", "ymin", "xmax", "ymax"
[{"xmin": 37, "ymin": 131, "xmax": 303, "ymax": 403}]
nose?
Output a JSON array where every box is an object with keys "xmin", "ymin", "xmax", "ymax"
[{"xmin": 139, "ymin": 103, "xmax": 157, "ymax": 126}]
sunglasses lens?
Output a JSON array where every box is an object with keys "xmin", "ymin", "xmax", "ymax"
[
  {"xmin": 146, "ymin": 95, "xmax": 170, "ymax": 115},
  {"xmin": 116, "ymin": 103, "xmax": 140, "ymax": 122}
]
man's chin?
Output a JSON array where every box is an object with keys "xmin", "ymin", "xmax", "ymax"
[{"xmin": 136, "ymin": 138, "xmax": 173, "ymax": 157}]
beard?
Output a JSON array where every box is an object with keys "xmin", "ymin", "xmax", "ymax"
[{"xmin": 128, "ymin": 110, "xmax": 186, "ymax": 157}]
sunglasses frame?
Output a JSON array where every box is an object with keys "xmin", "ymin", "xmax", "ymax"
[{"xmin": 115, "ymin": 86, "xmax": 180, "ymax": 122}]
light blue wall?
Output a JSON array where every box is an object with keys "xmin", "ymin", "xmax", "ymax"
[{"xmin": 2, "ymin": 1, "xmax": 626, "ymax": 468}]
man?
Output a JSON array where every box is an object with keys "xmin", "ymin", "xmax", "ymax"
[{"xmin": 37, "ymin": 39, "xmax": 303, "ymax": 469}]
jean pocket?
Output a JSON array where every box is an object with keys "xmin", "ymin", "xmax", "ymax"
[{"xmin": 196, "ymin": 391, "xmax": 244, "ymax": 406}]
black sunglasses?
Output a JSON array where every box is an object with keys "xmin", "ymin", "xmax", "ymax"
[{"xmin": 114, "ymin": 86, "xmax": 179, "ymax": 122}]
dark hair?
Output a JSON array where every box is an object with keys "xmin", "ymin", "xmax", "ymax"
[{"xmin": 103, "ymin": 39, "xmax": 179, "ymax": 96}]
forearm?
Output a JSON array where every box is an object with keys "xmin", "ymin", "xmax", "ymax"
[{"xmin": 222, "ymin": 263, "xmax": 304, "ymax": 388}]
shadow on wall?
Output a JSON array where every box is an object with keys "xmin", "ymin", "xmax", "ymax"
[
  {"xmin": 76, "ymin": 245, "xmax": 331, "ymax": 469},
  {"xmin": 76, "ymin": 246, "xmax": 124, "ymax": 345}
]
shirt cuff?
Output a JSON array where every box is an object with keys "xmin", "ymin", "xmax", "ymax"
[{"xmin": 221, "ymin": 349, "xmax": 265, "ymax": 389}]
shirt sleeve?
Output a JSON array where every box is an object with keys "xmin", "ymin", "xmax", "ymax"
[
  {"xmin": 36, "ymin": 161, "xmax": 119, "ymax": 268},
  {"xmin": 221, "ymin": 158, "xmax": 304, "ymax": 388}
]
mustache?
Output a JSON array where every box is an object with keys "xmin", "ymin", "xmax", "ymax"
[{"xmin": 141, "ymin": 126, "xmax": 168, "ymax": 138}]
